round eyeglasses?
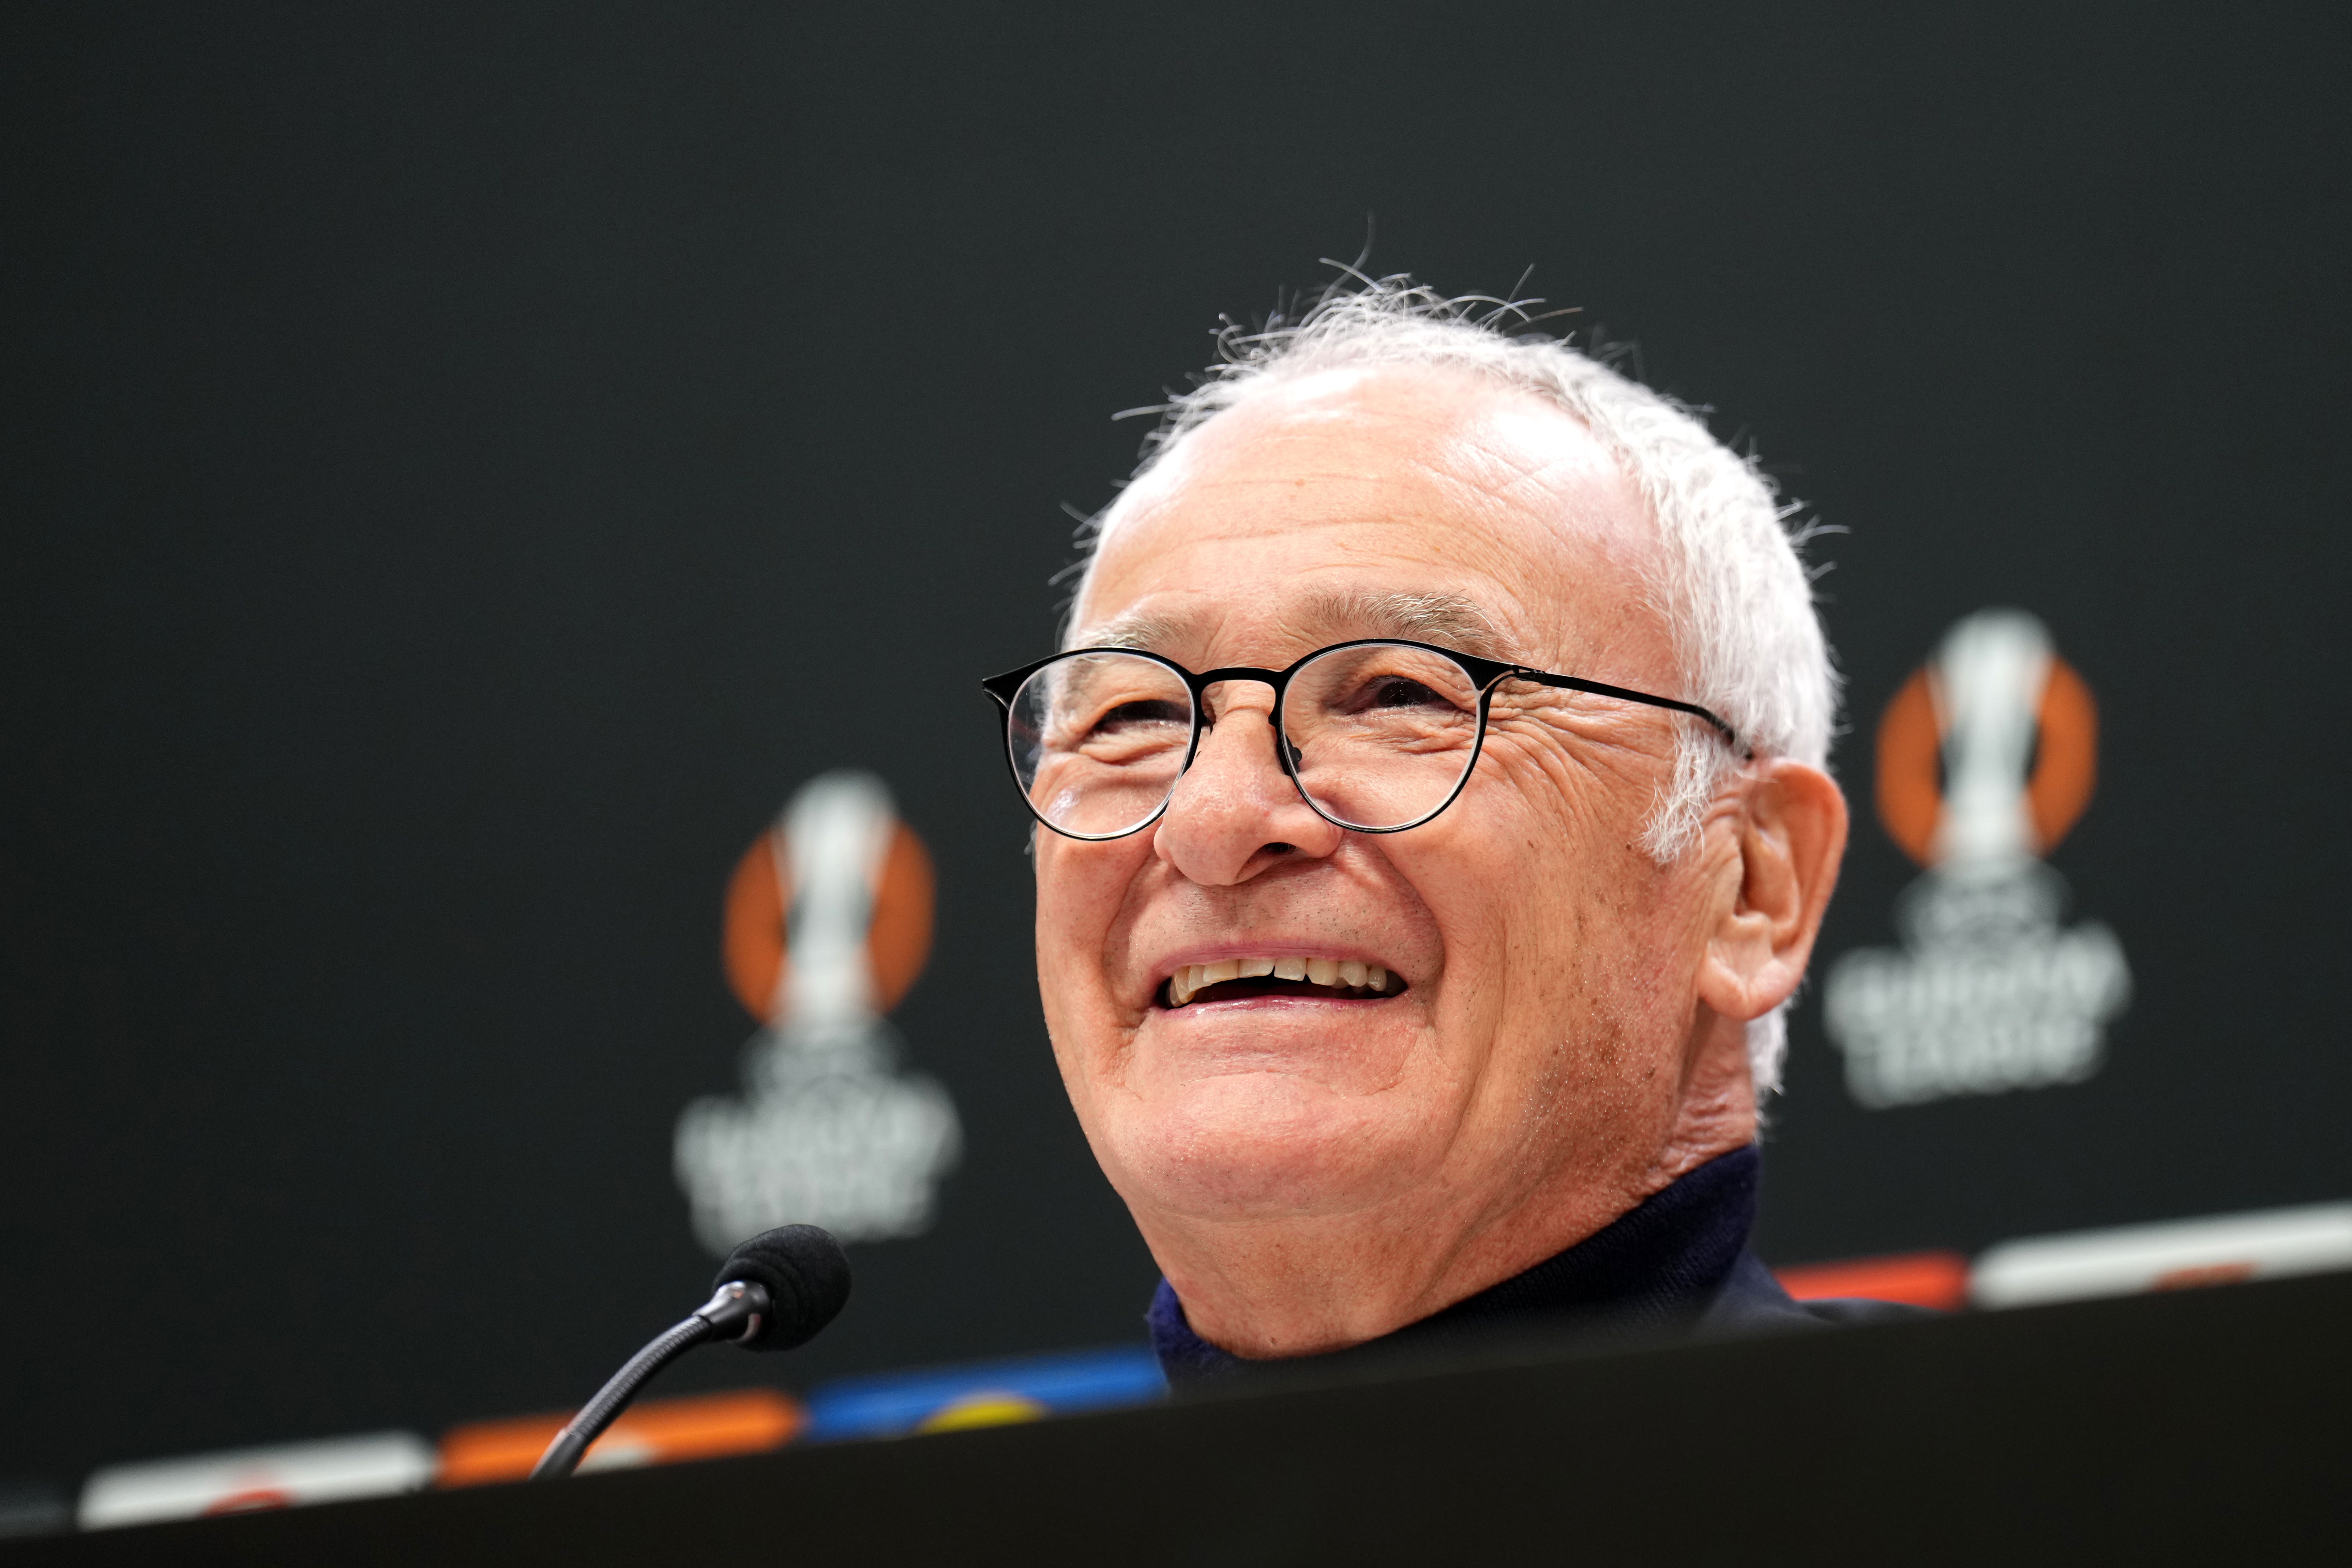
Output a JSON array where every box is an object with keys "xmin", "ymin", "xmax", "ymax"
[{"xmin": 980, "ymin": 639, "xmax": 1741, "ymax": 842}]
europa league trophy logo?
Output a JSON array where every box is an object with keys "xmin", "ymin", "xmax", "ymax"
[
  {"xmin": 673, "ymin": 771, "xmax": 963, "ymax": 1253},
  {"xmin": 1823, "ymin": 609, "xmax": 2132, "ymax": 1109}
]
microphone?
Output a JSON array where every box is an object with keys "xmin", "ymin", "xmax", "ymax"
[{"xmin": 530, "ymin": 1225, "xmax": 851, "ymax": 1481}]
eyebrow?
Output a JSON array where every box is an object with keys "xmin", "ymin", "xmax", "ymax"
[
  {"xmin": 1067, "ymin": 608, "xmax": 1189, "ymax": 654},
  {"xmin": 1297, "ymin": 589, "xmax": 1509, "ymax": 659},
  {"xmin": 1070, "ymin": 589, "xmax": 1512, "ymax": 663}
]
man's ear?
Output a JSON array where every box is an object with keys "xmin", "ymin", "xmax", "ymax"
[{"xmin": 1696, "ymin": 758, "xmax": 1849, "ymax": 1023}]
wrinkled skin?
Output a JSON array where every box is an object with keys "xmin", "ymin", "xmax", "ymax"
[{"xmin": 1035, "ymin": 365, "xmax": 1848, "ymax": 1358}]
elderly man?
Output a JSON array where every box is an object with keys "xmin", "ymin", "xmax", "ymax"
[{"xmin": 984, "ymin": 278, "xmax": 1868, "ymax": 1382}]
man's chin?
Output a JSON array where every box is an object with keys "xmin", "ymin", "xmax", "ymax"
[{"xmin": 1100, "ymin": 1073, "xmax": 1442, "ymax": 1222}]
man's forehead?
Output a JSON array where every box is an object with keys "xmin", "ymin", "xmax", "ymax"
[
  {"xmin": 1070, "ymin": 588, "xmax": 1511, "ymax": 661},
  {"xmin": 1069, "ymin": 364, "xmax": 1667, "ymax": 673}
]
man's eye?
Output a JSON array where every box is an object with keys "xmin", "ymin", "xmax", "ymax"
[
  {"xmin": 1364, "ymin": 677, "xmax": 1448, "ymax": 710},
  {"xmin": 1092, "ymin": 698, "xmax": 1187, "ymax": 733}
]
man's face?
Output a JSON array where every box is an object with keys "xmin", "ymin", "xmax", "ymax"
[{"xmin": 1036, "ymin": 366, "xmax": 1748, "ymax": 1321}]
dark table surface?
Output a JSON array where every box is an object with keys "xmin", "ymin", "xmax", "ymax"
[{"xmin": 12, "ymin": 1269, "xmax": 2350, "ymax": 1565}]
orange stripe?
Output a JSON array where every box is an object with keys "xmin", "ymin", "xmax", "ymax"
[
  {"xmin": 437, "ymin": 1388, "xmax": 804, "ymax": 1487},
  {"xmin": 1774, "ymin": 1250, "xmax": 1970, "ymax": 1310}
]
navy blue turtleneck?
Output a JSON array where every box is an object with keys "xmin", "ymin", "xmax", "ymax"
[{"xmin": 1148, "ymin": 1146, "xmax": 1909, "ymax": 1388}]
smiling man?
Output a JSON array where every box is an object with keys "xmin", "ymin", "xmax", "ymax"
[{"xmin": 985, "ymin": 278, "xmax": 1868, "ymax": 1382}]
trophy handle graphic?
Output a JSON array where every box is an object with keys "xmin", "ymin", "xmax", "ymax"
[
  {"xmin": 1929, "ymin": 611, "xmax": 2051, "ymax": 870},
  {"xmin": 722, "ymin": 780, "xmax": 935, "ymax": 1027},
  {"xmin": 1875, "ymin": 610, "xmax": 2098, "ymax": 869},
  {"xmin": 778, "ymin": 774, "xmax": 894, "ymax": 1028}
]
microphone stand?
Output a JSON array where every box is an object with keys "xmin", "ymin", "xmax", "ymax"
[{"xmin": 530, "ymin": 1280, "xmax": 771, "ymax": 1481}]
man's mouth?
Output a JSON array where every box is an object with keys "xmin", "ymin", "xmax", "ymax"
[{"xmin": 1159, "ymin": 956, "xmax": 1406, "ymax": 1010}]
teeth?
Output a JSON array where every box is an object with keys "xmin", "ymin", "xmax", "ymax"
[{"xmin": 1163, "ymin": 957, "xmax": 1401, "ymax": 1007}]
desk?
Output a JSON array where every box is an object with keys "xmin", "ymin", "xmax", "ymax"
[{"xmin": 13, "ymin": 1269, "xmax": 2348, "ymax": 1564}]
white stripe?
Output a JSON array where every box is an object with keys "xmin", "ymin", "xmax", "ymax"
[{"xmin": 1971, "ymin": 1202, "xmax": 2352, "ymax": 1309}]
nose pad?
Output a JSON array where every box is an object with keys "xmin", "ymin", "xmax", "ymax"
[{"xmin": 1248, "ymin": 712, "xmax": 1306, "ymax": 797}]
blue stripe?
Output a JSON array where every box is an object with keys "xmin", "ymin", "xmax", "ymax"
[{"xmin": 802, "ymin": 1346, "xmax": 1168, "ymax": 1443}]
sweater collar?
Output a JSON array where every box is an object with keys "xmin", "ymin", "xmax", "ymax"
[{"xmin": 1147, "ymin": 1145, "xmax": 1760, "ymax": 1387}]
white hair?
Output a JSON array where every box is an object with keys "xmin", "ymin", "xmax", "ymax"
[{"xmin": 1068, "ymin": 274, "xmax": 1839, "ymax": 1096}]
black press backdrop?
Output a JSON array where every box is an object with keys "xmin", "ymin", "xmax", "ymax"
[{"xmin": 4, "ymin": 2, "xmax": 2348, "ymax": 1486}]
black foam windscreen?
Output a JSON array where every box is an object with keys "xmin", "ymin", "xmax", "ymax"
[{"xmin": 714, "ymin": 1224, "xmax": 853, "ymax": 1352}]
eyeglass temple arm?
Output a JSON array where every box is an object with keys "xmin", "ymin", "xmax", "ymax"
[{"xmin": 1509, "ymin": 668, "xmax": 1745, "ymax": 751}]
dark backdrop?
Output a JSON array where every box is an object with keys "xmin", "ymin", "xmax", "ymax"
[{"xmin": 4, "ymin": 1, "xmax": 2348, "ymax": 1484}]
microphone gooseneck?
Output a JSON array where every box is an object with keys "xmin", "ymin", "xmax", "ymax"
[{"xmin": 530, "ymin": 1226, "xmax": 851, "ymax": 1481}]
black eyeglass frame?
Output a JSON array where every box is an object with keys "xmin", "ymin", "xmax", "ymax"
[{"xmin": 980, "ymin": 638, "xmax": 1744, "ymax": 842}]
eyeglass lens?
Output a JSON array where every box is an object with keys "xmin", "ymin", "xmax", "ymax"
[{"xmin": 1005, "ymin": 644, "xmax": 1484, "ymax": 839}]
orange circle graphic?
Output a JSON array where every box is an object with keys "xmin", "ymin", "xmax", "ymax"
[
  {"xmin": 1873, "ymin": 655, "xmax": 2098, "ymax": 867},
  {"xmin": 1874, "ymin": 669, "xmax": 1944, "ymax": 866},
  {"xmin": 721, "ymin": 820, "xmax": 936, "ymax": 1022},
  {"xmin": 2026, "ymin": 660, "xmax": 2097, "ymax": 852}
]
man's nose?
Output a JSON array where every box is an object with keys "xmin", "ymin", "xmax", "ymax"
[{"xmin": 1152, "ymin": 688, "xmax": 1343, "ymax": 885}]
